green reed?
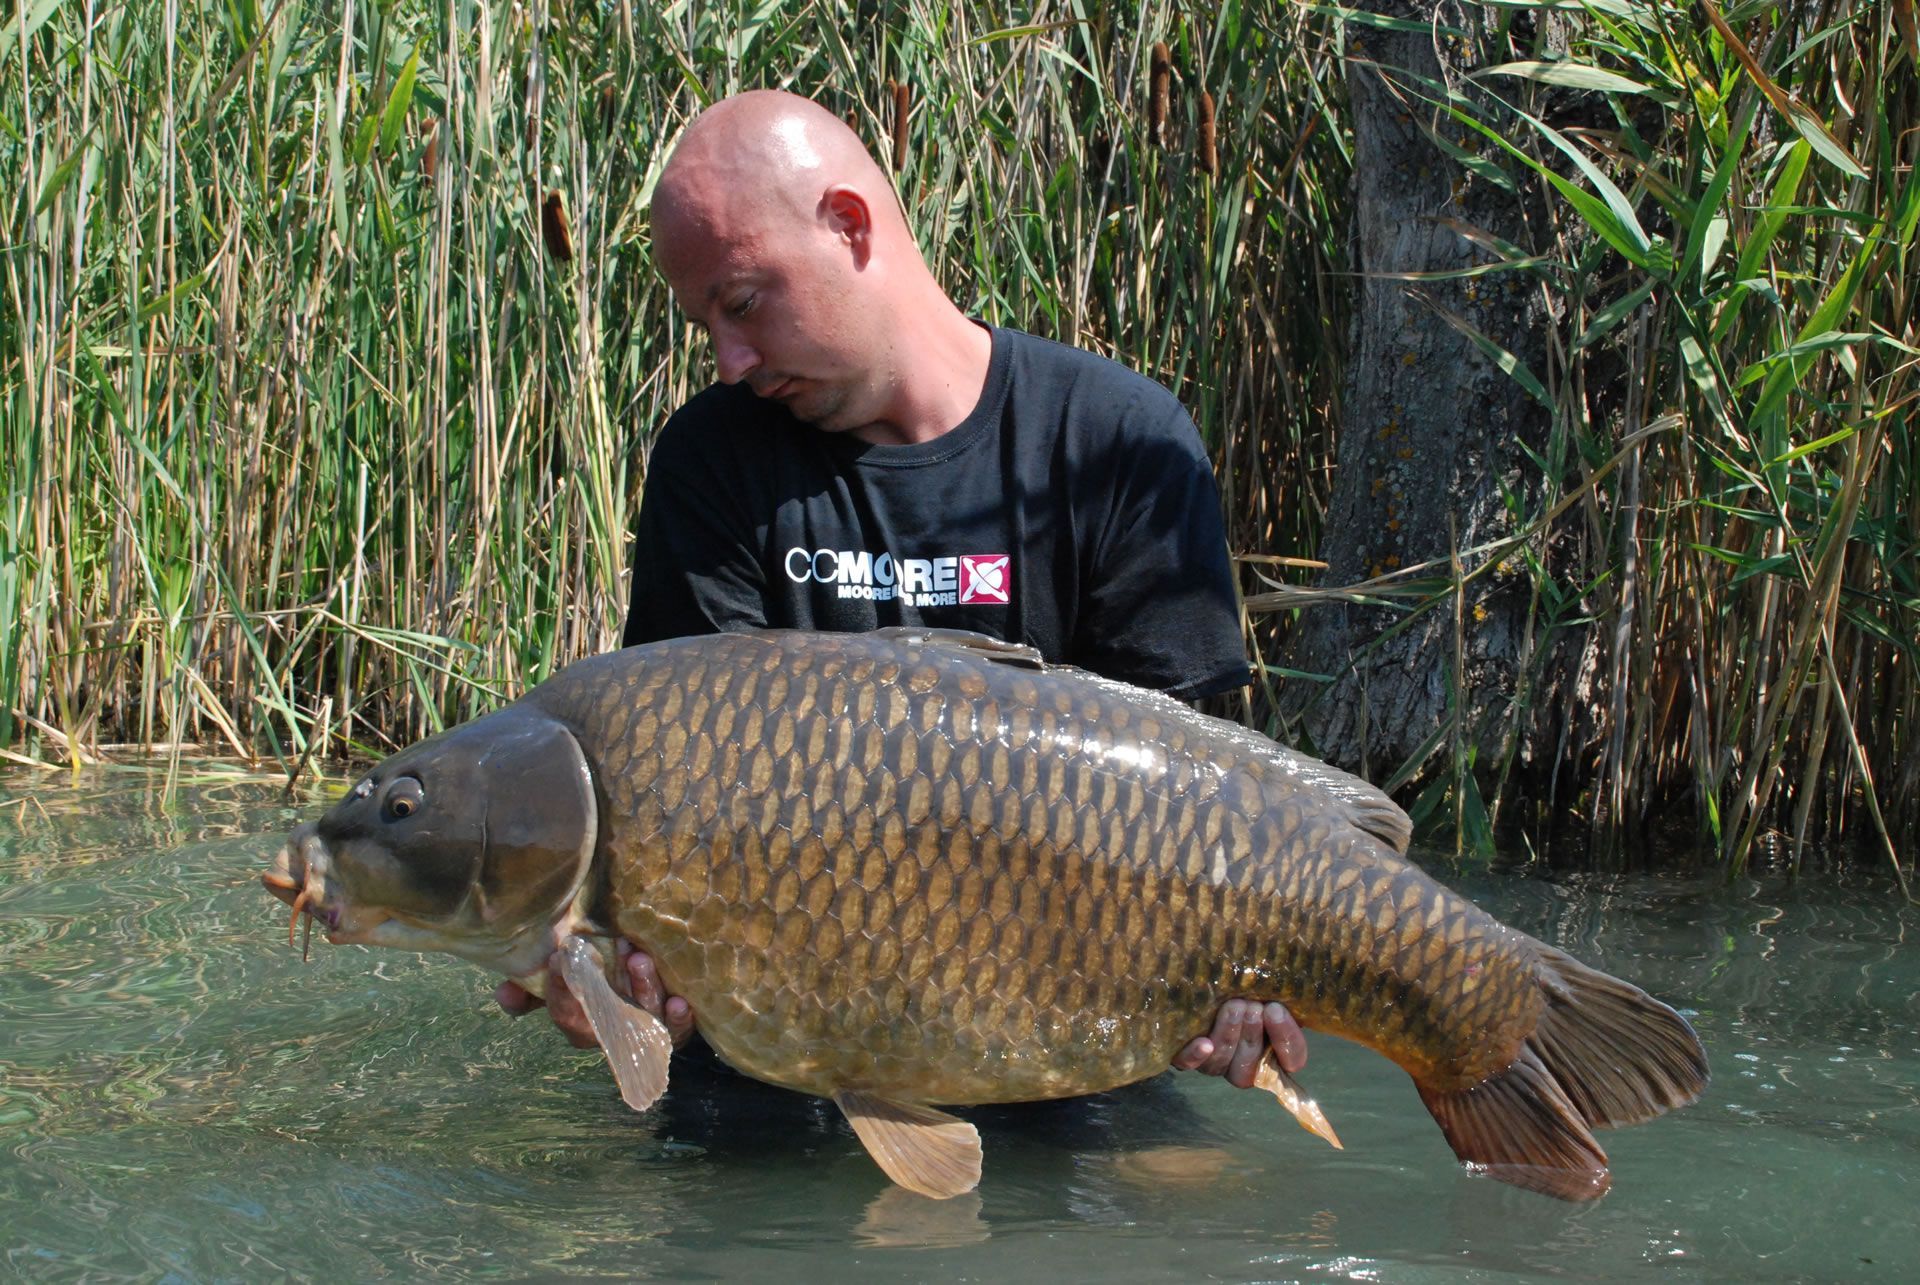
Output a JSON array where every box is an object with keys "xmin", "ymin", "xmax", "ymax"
[
  {"xmin": 0, "ymin": 0, "xmax": 1323, "ymax": 753},
  {"xmin": 1382, "ymin": 0, "xmax": 1916, "ymax": 877},
  {"xmin": 1, "ymin": 1, "xmax": 1911, "ymax": 875}
]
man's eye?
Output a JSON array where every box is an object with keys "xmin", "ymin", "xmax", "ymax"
[{"xmin": 729, "ymin": 294, "xmax": 755, "ymax": 318}]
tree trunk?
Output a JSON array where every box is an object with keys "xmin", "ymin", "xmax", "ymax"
[{"xmin": 1282, "ymin": 2, "xmax": 1599, "ymax": 801}]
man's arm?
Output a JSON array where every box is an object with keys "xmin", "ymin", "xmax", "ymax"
[
  {"xmin": 1069, "ymin": 405, "xmax": 1250, "ymax": 700},
  {"xmin": 621, "ymin": 410, "xmax": 770, "ymax": 648}
]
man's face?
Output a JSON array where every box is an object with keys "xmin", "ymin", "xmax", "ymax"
[{"xmin": 653, "ymin": 191, "xmax": 881, "ymax": 433}]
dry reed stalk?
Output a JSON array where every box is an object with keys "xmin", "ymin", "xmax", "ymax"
[{"xmin": 1895, "ymin": 0, "xmax": 1919, "ymax": 63}]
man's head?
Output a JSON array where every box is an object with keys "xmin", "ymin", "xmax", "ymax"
[{"xmin": 650, "ymin": 91, "xmax": 923, "ymax": 434}]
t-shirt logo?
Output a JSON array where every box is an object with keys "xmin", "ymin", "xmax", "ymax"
[{"xmin": 959, "ymin": 554, "xmax": 1011, "ymax": 605}]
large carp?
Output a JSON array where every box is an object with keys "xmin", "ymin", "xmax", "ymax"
[{"xmin": 265, "ymin": 628, "xmax": 1705, "ymax": 1200}]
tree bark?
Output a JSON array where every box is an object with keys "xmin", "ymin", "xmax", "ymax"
[{"xmin": 1282, "ymin": 2, "xmax": 1599, "ymax": 796}]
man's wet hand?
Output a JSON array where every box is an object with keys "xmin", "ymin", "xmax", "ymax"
[
  {"xmin": 1172, "ymin": 999, "xmax": 1307, "ymax": 1088},
  {"xmin": 620, "ymin": 940, "xmax": 696, "ymax": 1048},
  {"xmin": 493, "ymin": 941, "xmax": 696, "ymax": 1050}
]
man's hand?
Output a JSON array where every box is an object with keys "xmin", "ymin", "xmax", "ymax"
[
  {"xmin": 1172, "ymin": 999, "xmax": 1307, "ymax": 1088},
  {"xmin": 494, "ymin": 940, "xmax": 697, "ymax": 1050}
]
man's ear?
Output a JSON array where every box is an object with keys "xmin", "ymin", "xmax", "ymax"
[{"xmin": 821, "ymin": 184, "xmax": 873, "ymax": 267}]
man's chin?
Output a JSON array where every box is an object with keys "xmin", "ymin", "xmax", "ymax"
[{"xmin": 787, "ymin": 391, "xmax": 857, "ymax": 432}]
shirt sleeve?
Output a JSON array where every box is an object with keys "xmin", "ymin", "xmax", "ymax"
[
  {"xmin": 1071, "ymin": 405, "xmax": 1250, "ymax": 700},
  {"xmin": 621, "ymin": 415, "xmax": 770, "ymax": 648}
]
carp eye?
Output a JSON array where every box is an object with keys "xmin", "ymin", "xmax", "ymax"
[{"xmin": 383, "ymin": 777, "xmax": 424, "ymax": 821}]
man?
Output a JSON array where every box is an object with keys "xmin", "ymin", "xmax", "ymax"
[{"xmin": 500, "ymin": 90, "xmax": 1307, "ymax": 1090}]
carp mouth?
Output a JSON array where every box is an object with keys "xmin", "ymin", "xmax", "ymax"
[{"xmin": 262, "ymin": 823, "xmax": 387, "ymax": 960}]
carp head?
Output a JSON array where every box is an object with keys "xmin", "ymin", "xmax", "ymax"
[{"xmin": 264, "ymin": 704, "xmax": 599, "ymax": 977}]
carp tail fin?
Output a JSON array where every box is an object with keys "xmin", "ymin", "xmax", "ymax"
[
  {"xmin": 1415, "ymin": 1044, "xmax": 1612, "ymax": 1200},
  {"xmin": 1526, "ymin": 944, "xmax": 1709, "ymax": 1129},
  {"xmin": 1416, "ymin": 946, "xmax": 1708, "ymax": 1201}
]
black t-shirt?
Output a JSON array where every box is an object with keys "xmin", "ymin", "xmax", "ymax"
[{"xmin": 622, "ymin": 325, "xmax": 1250, "ymax": 701}]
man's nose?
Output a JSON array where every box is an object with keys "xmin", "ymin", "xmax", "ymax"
[{"xmin": 713, "ymin": 332, "xmax": 760, "ymax": 385}]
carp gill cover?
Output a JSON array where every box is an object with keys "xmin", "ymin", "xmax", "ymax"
[{"xmin": 265, "ymin": 629, "xmax": 1707, "ymax": 1200}]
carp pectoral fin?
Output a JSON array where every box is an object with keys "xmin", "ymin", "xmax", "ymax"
[
  {"xmin": 555, "ymin": 937, "xmax": 671, "ymax": 1112},
  {"xmin": 1253, "ymin": 1052, "xmax": 1343, "ymax": 1149},
  {"xmin": 833, "ymin": 1091, "xmax": 982, "ymax": 1200}
]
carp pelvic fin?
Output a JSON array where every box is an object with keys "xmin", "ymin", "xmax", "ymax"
[
  {"xmin": 1254, "ymin": 1052, "xmax": 1342, "ymax": 1149},
  {"xmin": 833, "ymin": 1091, "xmax": 983, "ymax": 1200},
  {"xmin": 1417, "ymin": 945, "xmax": 1709, "ymax": 1201},
  {"xmin": 554, "ymin": 936, "xmax": 672, "ymax": 1112}
]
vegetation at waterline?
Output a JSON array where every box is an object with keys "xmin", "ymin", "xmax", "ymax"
[{"xmin": 2, "ymin": 2, "xmax": 1913, "ymax": 880}]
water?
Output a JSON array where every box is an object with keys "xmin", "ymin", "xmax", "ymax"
[{"xmin": 1, "ymin": 766, "xmax": 1912, "ymax": 1281}]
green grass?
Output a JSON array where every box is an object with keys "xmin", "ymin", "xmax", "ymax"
[{"xmin": 1, "ymin": 1, "xmax": 1911, "ymax": 878}]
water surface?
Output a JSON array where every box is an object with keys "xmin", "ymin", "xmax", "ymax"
[{"xmin": 1, "ymin": 767, "xmax": 1911, "ymax": 1280}]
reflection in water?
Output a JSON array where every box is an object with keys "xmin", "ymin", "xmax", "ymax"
[
  {"xmin": 1, "ymin": 766, "xmax": 1915, "ymax": 1279},
  {"xmin": 1103, "ymin": 1144, "xmax": 1238, "ymax": 1189},
  {"xmin": 856, "ymin": 1188, "xmax": 989, "ymax": 1249}
]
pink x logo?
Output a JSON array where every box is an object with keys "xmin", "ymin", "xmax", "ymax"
[{"xmin": 959, "ymin": 554, "xmax": 1011, "ymax": 605}]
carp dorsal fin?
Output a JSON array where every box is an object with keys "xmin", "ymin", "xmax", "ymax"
[
  {"xmin": 1253, "ymin": 744, "xmax": 1414, "ymax": 854},
  {"xmin": 870, "ymin": 626, "xmax": 1047, "ymax": 671},
  {"xmin": 872, "ymin": 625, "xmax": 1412, "ymax": 851},
  {"xmin": 1067, "ymin": 669, "xmax": 1415, "ymax": 854},
  {"xmin": 554, "ymin": 936, "xmax": 672, "ymax": 1112},
  {"xmin": 833, "ymin": 1091, "xmax": 983, "ymax": 1199}
]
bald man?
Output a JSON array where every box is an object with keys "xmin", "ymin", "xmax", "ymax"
[{"xmin": 500, "ymin": 90, "xmax": 1308, "ymax": 1091}]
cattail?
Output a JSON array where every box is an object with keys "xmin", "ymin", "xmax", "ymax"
[
  {"xmin": 542, "ymin": 190, "xmax": 572, "ymax": 263},
  {"xmin": 1149, "ymin": 42, "xmax": 1171, "ymax": 147},
  {"xmin": 1197, "ymin": 90, "xmax": 1217, "ymax": 177},
  {"xmin": 420, "ymin": 118, "xmax": 439, "ymax": 183},
  {"xmin": 845, "ymin": 109, "xmax": 858, "ymax": 133},
  {"xmin": 891, "ymin": 80, "xmax": 912, "ymax": 174},
  {"xmin": 523, "ymin": 70, "xmax": 539, "ymax": 151},
  {"xmin": 1088, "ymin": 130, "xmax": 1111, "ymax": 180},
  {"xmin": 599, "ymin": 84, "xmax": 618, "ymax": 138}
]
